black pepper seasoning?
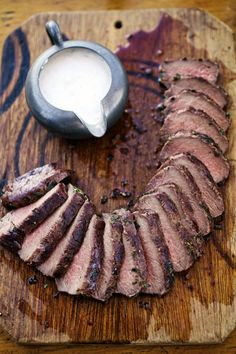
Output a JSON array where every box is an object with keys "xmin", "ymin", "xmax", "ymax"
[{"xmin": 28, "ymin": 275, "xmax": 38, "ymax": 285}]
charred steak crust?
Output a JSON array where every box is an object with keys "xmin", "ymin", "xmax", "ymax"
[
  {"xmin": 135, "ymin": 194, "xmax": 194, "ymax": 271},
  {"xmin": 84, "ymin": 216, "xmax": 105, "ymax": 296},
  {"xmin": 160, "ymin": 108, "xmax": 228, "ymax": 153},
  {"xmin": 144, "ymin": 164, "xmax": 212, "ymax": 235},
  {"xmin": 159, "ymin": 59, "xmax": 220, "ymax": 85},
  {"xmin": 177, "ymin": 165, "xmax": 212, "ymax": 222},
  {"xmin": 159, "ymin": 131, "xmax": 230, "ymax": 183},
  {"xmin": 157, "ymin": 183, "xmax": 199, "ymax": 234},
  {"xmin": 159, "ymin": 153, "xmax": 224, "ymax": 218},
  {"xmin": 23, "ymin": 186, "xmax": 84, "ymax": 266},
  {"xmin": 95, "ymin": 213, "xmax": 124, "ymax": 301},
  {"xmin": 55, "ymin": 214, "xmax": 105, "ymax": 296},
  {"xmin": 0, "ymin": 183, "xmax": 68, "ymax": 253},
  {"xmin": 52, "ymin": 201, "xmax": 95, "ymax": 278},
  {"xmin": 0, "ymin": 227, "xmax": 24, "ymax": 254},
  {"xmin": 134, "ymin": 210, "xmax": 174, "ymax": 293},
  {"xmin": 115, "ymin": 209, "xmax": 148, "ymax": 297},
  {"xmin": 1, "ymin": 163, "xmax": 73, "ymax": 208},
  {"xmin": 163, "ymin": 90, "xmax": 230, "ymax": 131},
  {"xmin": 156, "ymin": 193, "xmax": 203, "ymax": 261},
  {"xmin": 165, "ymin": 77, "xmax": 228, "ymax": 109}
]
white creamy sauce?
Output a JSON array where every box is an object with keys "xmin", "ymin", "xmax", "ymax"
[{"xmin": 39, "ymin": 48, "xmax": 112, "ymax": 137}]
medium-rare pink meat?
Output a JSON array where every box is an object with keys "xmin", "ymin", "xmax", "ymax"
[
  {"xmin": 56, "ymin": 214, "xmax": 105, "ymax": 297},
  {"xmin": 94, "ymin": 213, "xmax": 124, "ymax": 301},
  {"xmin": 133, "ymin": 210, "xmax": 174, "ymax": 294},
  {"xmin": 160, "ymin": 108, "xmax": 228, "ymax": 153},
  {"xmin": 165, "ymin": 78, "xmax": 228, "ymax": 109},
  {"xmin": 19, "ymin": 184, "xmax": 84, "ymax": 265},
  {"xmin": 1, "ymin": 163, "xmax": 72, "ymax": 208},
  {"xmin": 158, "ymin": 132, "xmax": 230, "ymax": 183},
  {"xmin": 144, "ymin": 165, "xmax": 211, "ymax": 235},
  {"xmin": 136, "ymin": 195, "xmax": 197, "ymax": 272},
  {"xmin": 159, "ymin": 153, "xmax": 224, "ymax": 218},
  {"xmin": 0, "ymin": 183, "xmax": 67, "ymax": 253},
  {"xmin": 115, "ymin": 209, "xmax": 147, "ymax": 297},
  {"xmin": 160, "ymin": 59, "xmax": 219, "ymax": 84},
  {"xmin": 164, "ymin": 90, "xmax": 229, "ymax": 131},
  {"xmin": 38, "ymin": 200, "xmax": 95, "ymax": 278},
  {"xmin": 157, "ymin": 183, "xmax": 199, "ymax": 235}
]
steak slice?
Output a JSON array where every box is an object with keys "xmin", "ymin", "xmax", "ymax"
[
  {"xmin": 159, "ymin": 153, "xmax": 224, "ymax": 218},
  {"xmin": 144, "ymin": 165, "xmax": 211, "ymax": 235},
  {"xmin": 19, "ymin": 184, "xmax": 84, "ymax": 266},
  {"xmin": 56, "ymin": 214, "xmax": 105, "ymax": 297},
  {"xmin": 157, "ymin": 183, "xmax": 199, "ymax": 235},
  {"xmin": 133, "ymin": 210, "xmax": 174, "ymax": 294},
  {"xmin": 160, "ymin": 108, "xmax": 228, "ymax": 153},
  {"xmin": 159, "ymin": 132, "xmax": 230, "ymax": 183},
  {"xmin": 0, "ymin": 183, "xmax": 67, "ymax": 253},
  {"xmin": 164, "ymin": 90, "xmax": 229, "ymax": 131},
  {"xmin": 115, "ymin": 209, "xmax": 147, "ymax": 297},
  {"xmin": 1, "ymin": 163, "xmax": 72, "ymax": 208},
  {"xmin": 165, "ymin": 78, "xmax": 228, "ymax": 109},
  {"xmin": 160, "ymin": 59, "xmax": 219, "ymax": 84},
  {"xmin": 135, "ymin": 194, "xmax": 198, "ymax": 272},
  {"xmin": 38, "ymin": 200, "xmax": 95, "ymax": 278},
  {"xmin": 94, "ymin": 213, "xmax": 124, "ymax": 301}
]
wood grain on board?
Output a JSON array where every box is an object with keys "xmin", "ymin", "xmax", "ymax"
[{"xmin": 0, "ymin": 7, "xmax": 236, "ymax": 346}]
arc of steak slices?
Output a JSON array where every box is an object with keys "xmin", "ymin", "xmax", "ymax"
[
  {"xmin": 159, "ymin": 132, "xmax": 230, "ymax": 183},
  {"xmin": 38, "ymin": 200, "xmax": 95, "ymax": 278},
  {"xmin": 160, "ymin": 108, "xmax": 228, "ymax": 153},
  {"xmin": 164, "ymin": 90, "xmax": 229, "ymax": 131},
  {"xmin": 56, "ymin": 214, "xmax": 105, "ymax": 297},
  {"xmin": 94, "ymin": 213, "xmax": 124, "ymax": 301},
  {"xmin": 1, "ymin": 163, "xmax": 73, "ymax": 208},
  {"xmin": 115, "ymin": 209, "xmax": 147, "ymax": 297},
  {"xmin": 135, "ymin": 194, "xmax": 198, "ymax": 272},
  {"xmin": 144, "ymin": 165, "xmax": 211, "ymax": 235},
  {"xmin": 159, "ymin": 153, "xmax": 224, "ymax": 218},
  {"xmin": 160, "ymin": 59, "xmax": 219, "ymax": 84},
  {"xmin": 165, "ymin": 78, "xmax": 228, "ymax": 109},
  {"xmin": 157, "ymin": 183, "xmax": 199, "ymax": 235},
  {"xmin": 18, "ymin": 184, "xmax": 84, "ymax": 266},
  {"xmin": 133, "ymin": 210, "xmax": 174, "ymax": 295},
  {"xmin": 0, "ymin": 183, "xmax": 67, "ymax": 253}
]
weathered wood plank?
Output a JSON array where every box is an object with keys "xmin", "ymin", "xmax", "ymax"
[{"xmin": 0, "ymin": 8, "xmax": 235, "ymax": 345}]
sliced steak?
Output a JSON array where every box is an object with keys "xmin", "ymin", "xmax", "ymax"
[
  {"xmin": 164, "ymin": 90, "xmax": 229, "ymax": 131},
  {"xmin": 158, "ymin": 132, "xmax": 230, "ymax": 183},
  {"xmin": 19, "ymin": 184, "xmax": 84, "ymax": 266},
  {"xmin": 38, "ymin": 200, "xmax": 95, "ymax": 278},
  {"xmin": 1, "ymin": 163, "xmax": 72, "ymax": 208},
  {"xmin": 94, "ymin": 213, "xmax": 124, "ymax": 301},
  {"xmin": 144, "ymin": 164, "xmax": 212, "ymax": 235},
  {"xmin": 159, "ymin": 153, "xmax": 224, "ymax": 218},
  {"xmin": 157, "ymin": 183, "xmax": 199, "ymax": 235},
  {"xmin": 56, "ymin": 214, "xmax": 105, "ymax": 297},
  {"xmin": 165, "ymin": 78, "xmax": 228, "ymax": 109},
  {"xmin": 115, "ymin": 209, "xmax": 147, "ymax": 297},
  {"xmin": 160, "ymin": 59, "xmax": 219, "ymax": 84},
  {"xmin": 0, "ymin": 183, "xmax": 67, "ymax": 253},
  {"xmin": 136, "ymin": 194, "xmax": 197, "ymax": 272},
  {"xmin": 160, "ymin": 108, "xmax": 228, "ymax": 153},
  {"xmin": 133, "ymin": 210, "xmax": 174, "ymax": 294}
]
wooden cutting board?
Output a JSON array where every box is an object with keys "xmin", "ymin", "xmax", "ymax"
[{"xmin": 0, "ymin": 8, "xmax": 236, "ymax": 344}]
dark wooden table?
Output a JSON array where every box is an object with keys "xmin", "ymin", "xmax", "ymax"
[{"xmin": 0, "ymin": 0, "xmax": 236, "ymax": 353}]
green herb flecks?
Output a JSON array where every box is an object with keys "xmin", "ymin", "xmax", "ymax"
[{"xmin": 73, "ymin": 187, "xmax": 89, "ymax": 200}]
